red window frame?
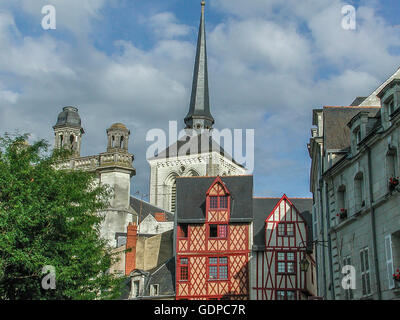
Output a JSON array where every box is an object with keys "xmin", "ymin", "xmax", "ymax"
[
  {"xmin": 277, "ymin": 251, "xmax": 296, "ymax": 274},
  {"xmin": 208, "ymin": 257, "xmax": 229, "ymax": 281},
  {"xmin": 208, "ymin": 195, "xmax": 229, "ymax": 210},
  {"xmin": 209, "ymin": 224, "xmax": 228, "ymax": 239},
  {"xmin": 179, "ymin": 257, "xmax": 189, "ymax": 281},
  {"xmin": 277, "ymin": 222, "xmax": 294, "ymax": 237}
]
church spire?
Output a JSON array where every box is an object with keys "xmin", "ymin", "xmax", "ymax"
[{"xmin": 184, "ymin": 1, "xmax": 214, "ymax": 131}]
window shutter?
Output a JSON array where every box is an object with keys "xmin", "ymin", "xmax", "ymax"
[
  {"xmin": 385, "ymin": 235, "xmax": 395, "ymax": 289},
  {"xmin": 312, "ymin": 204, "xmax": 318, "ymax": 240}
]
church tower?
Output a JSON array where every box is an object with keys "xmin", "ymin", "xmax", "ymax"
[
  {"xmin": 53, "ymin": 106, "xmax": 84, "ymax": 157},
  {"xmin": 148, "ymin": 1, "xmax": 246, "ymax": 212}
]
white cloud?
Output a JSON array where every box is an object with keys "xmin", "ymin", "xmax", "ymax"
[
  {"xmin": 0, "ymin": 1, "xmax": 399, "ymax": 197},
  {"xmin": 148, "ymin": 12, "xmax": 192, "ymax": 39}
]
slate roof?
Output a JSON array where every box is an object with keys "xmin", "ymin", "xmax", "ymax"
[
  {"xmin": 323, "ymin": 106, "xmax": 380, "ymax": 150},
  {"xmin": 176, "ymin": 175, "xmax": 253, "ymax": 223},
  {"xmin": 350, "ymin": 97, "xmax": 367, "ymax": 106},
  {"xmin": 184, "ymin": 2, "xmax": 214, "ymax": 129},
  {"xmin": 149, "ymin": 132, "xmax": 244, "ymax": 168},
  {"xmin": 53, "ymin": 106, "xmax": 82, "ymax": 129},
  {"xmin": 130, "ymin": 196, "xmax": 174, "ymax": 224},
  {"xmin": 252, "ymin": 197, "xmax": 313, "ymax": 251},
  {"xmin": 141, "ymin": 258, "xmax": 175, "ymax": 298}
]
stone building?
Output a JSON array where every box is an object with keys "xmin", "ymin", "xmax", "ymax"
[
  {"xmin": 308, "ymin": 67, "xmax": 400, "ymax": 300},
  {"xmin": 53, "ymin": 106, "xmax": 137, "ymax": 248}
]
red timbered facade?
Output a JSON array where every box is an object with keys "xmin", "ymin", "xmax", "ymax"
[
  {"xmin": 252, "ymin": 195, "xmax": 315, "ymax": 300},
  {"xmin": 176, "ymin": 177, "xmax": 251, "ymax": 300}
]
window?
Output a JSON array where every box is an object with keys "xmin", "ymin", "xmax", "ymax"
[
  {"xmin": 210, "ymin": 196, "xmax": 218, "ymax": 209},
  {"xmin": 120, "ymin": 136, "xmax": 124, "ymax": 148},
  {"xmin": 209, "ymin": 224, "xmax": 227, "ymax": 238},
  {"xmin": 337, "ymin": 185, "xmax": 347, "ymax": 212},
  {"xmin": 277, "ymin": 223, "xmax": 294, "ymax": 237},
  {"xmin": 171, "ymin": 180, "xmax": 176, "ymax": 213},
  {"xmin": 219, "ymin": 196, "xmax": 228, "ymax": 209},
  {"xmin": 180, "ymin": 258, "xmax": 189, "ymax": 281},
  {"xmin": 356, "ymin": 128, "xmax": 362, "ymax": 144},
  {"xmin": 209, "ymin": 195, "xmax": 229, "ymax": 210},
  {"xmin": 178, "ymin": 224, "xmax": 188, "ymax": 238},
  {"xmin": 360, "ymin": 247, "xmax": 371, "ymax": 296},
  {"xmin": 387, "ymin": 148, "xmax": 397, "ymax": 180},
  {"xmin": 208, "ymin": 257, "xmax": 228, "ymax": 280},
  {"xmin": 388, "ymin": 98, "xmax": 395, "ymax": 115},
  {"xmin": 343, "ymin": 256, "xmax": 354, "ymax": 300},
  {"xmin": 150, "ymin": 284, "xmax": 159, "ymax": 296},
  {"xmin": 133, "ymin": 280, "xmax": 140, "ymax": 298},
  {"xmin": 354, "ymin": 172, "xmax": 365, "ymax": 211},
  {"xmin": 277, "ymin": 251, "xmax": 296, "ymax": 274},
  {"xmin": 277, "ymin": 290, "xmax": 296, "ymax": 300},
  {"xmin": 385, "ymin": 235, "xmax": 395, "ymax": 290},
  {"xmin": 312, "ymin": 204, "xmax": 318, "ymax": 240},
  {"xmin": 218, "ymin": 224, "xmax": 227, "ymax": 238}
]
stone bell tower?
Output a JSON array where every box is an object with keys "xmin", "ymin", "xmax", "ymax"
[
  {"xmin": 53, "ymin": 106, "xmax": 84, "ymax": 157},
  {"xmin": 98, "ymin": 123, "xmax": 135, "ymax": 210}
]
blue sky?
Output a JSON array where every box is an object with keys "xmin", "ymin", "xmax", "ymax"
[{"xmin": 1, "ymin": 0, "xmax": 400, "ymax": 199}]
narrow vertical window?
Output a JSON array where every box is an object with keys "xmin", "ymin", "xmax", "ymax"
[
  {"xmin": 385, "ymin": 235, "xmax": 395, "ymax": 290},
  {"xmin": 210, "ymin": 196, "xmax": 218, "ymax": 209},
  {"xmin": 360, "ymin": 247, "xmax": 371, "ymax": 296},
  {"xmin": 171, "ymin": 180, "xmax": 176, "ymax": 212},
  {"xmin": 180, "ymin": 258, "xmax": 189, "ymax": 281},
  {"xmin": 219, "ymin": 195, "xmax": 228, "ymax": 208}
]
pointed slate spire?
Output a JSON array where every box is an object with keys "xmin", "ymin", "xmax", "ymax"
[{"xmin": 184, "ymin": 1, "xmax": 215, "ymax": 131}]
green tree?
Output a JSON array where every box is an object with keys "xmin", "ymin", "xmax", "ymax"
[{"xmin": 0, "ymin": 134, "xmax": 126, "ymax": 299}]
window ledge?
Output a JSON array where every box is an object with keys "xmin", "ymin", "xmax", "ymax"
[{"xmin": 207, "ymin": 279, "xmax": 229, "ymax": 282}]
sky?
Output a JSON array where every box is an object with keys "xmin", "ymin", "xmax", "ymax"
[{"xmin": 1, "ymin": 0, "xmax": 400, "ymax": 199}]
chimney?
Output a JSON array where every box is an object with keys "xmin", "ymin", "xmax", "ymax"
[
  {"xmin": 154, "ymin": 212, "xmax": 166, "ymax": 222},
  {"xmin": 125, "ymin": 222, "xmax": 138, "ymax": 276}
]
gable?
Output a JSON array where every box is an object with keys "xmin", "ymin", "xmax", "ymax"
[{"xmin": 252, "ymin": 196, "xmax": 312, "ymax": 250}]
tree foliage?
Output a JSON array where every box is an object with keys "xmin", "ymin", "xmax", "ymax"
[{"xmin": 0, "ymin": 134, "xmax": 126, "ymax": 299}]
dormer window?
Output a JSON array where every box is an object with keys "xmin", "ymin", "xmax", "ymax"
[
  {"xmin": 388, "ymin": 97, "xmax": 395, "ymax": 116},
  {"xmin": 355, "ymin": 127, "xmax": 362, "ymax": 144}
]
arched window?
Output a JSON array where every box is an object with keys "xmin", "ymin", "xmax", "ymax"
[
  {"xmin": 171, "ymin": 180, "xmax": 177, "ymax": 213},
  {"xmin": 337, "ymin": 185, "xmax": 347, "ymax": 211},
  {"xmin": 354, "ymin": 172, "xmax": 365, "ymax": 210},
  {"xmin": 112, "ymin": 135, "xmax": 115, "ymax": 148},
  {"xmin": 387, "ymin": 148, "xmax": 398, "ymax": 179},
  {"xmin": 70, "ymin": 135, "xmax": 74, "ymax": 151},
  {"xmin": 165, "ymin": 172, "xmax": 178, "ymax": 213},
  {"xmin": 120, "ymin": 136, "xmax": 124, "ymax": 148},
  {"xmin": 59, "ymin": 134, "xmax": 63, "ymax": 147}
]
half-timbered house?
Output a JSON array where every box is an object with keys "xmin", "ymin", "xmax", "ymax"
[
  {"xmin": 175, "ymin": 176, "xmax": 253, "ymax": 300},
  {"xmin": 251, "ymin": 196, "xmax": 316, "ymax": 300}
]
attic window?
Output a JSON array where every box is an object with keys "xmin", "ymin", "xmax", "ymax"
[
  {"xmin": 356, "ymin": 127, "xmax": 362, "ymax": 144},
  {"xmin": 388, "ymin": 98, "xmax": 395, "ymax": 115},
  {"xmin": 150, "ymin": 284, "xmax": 159, "ymax": 296}
]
